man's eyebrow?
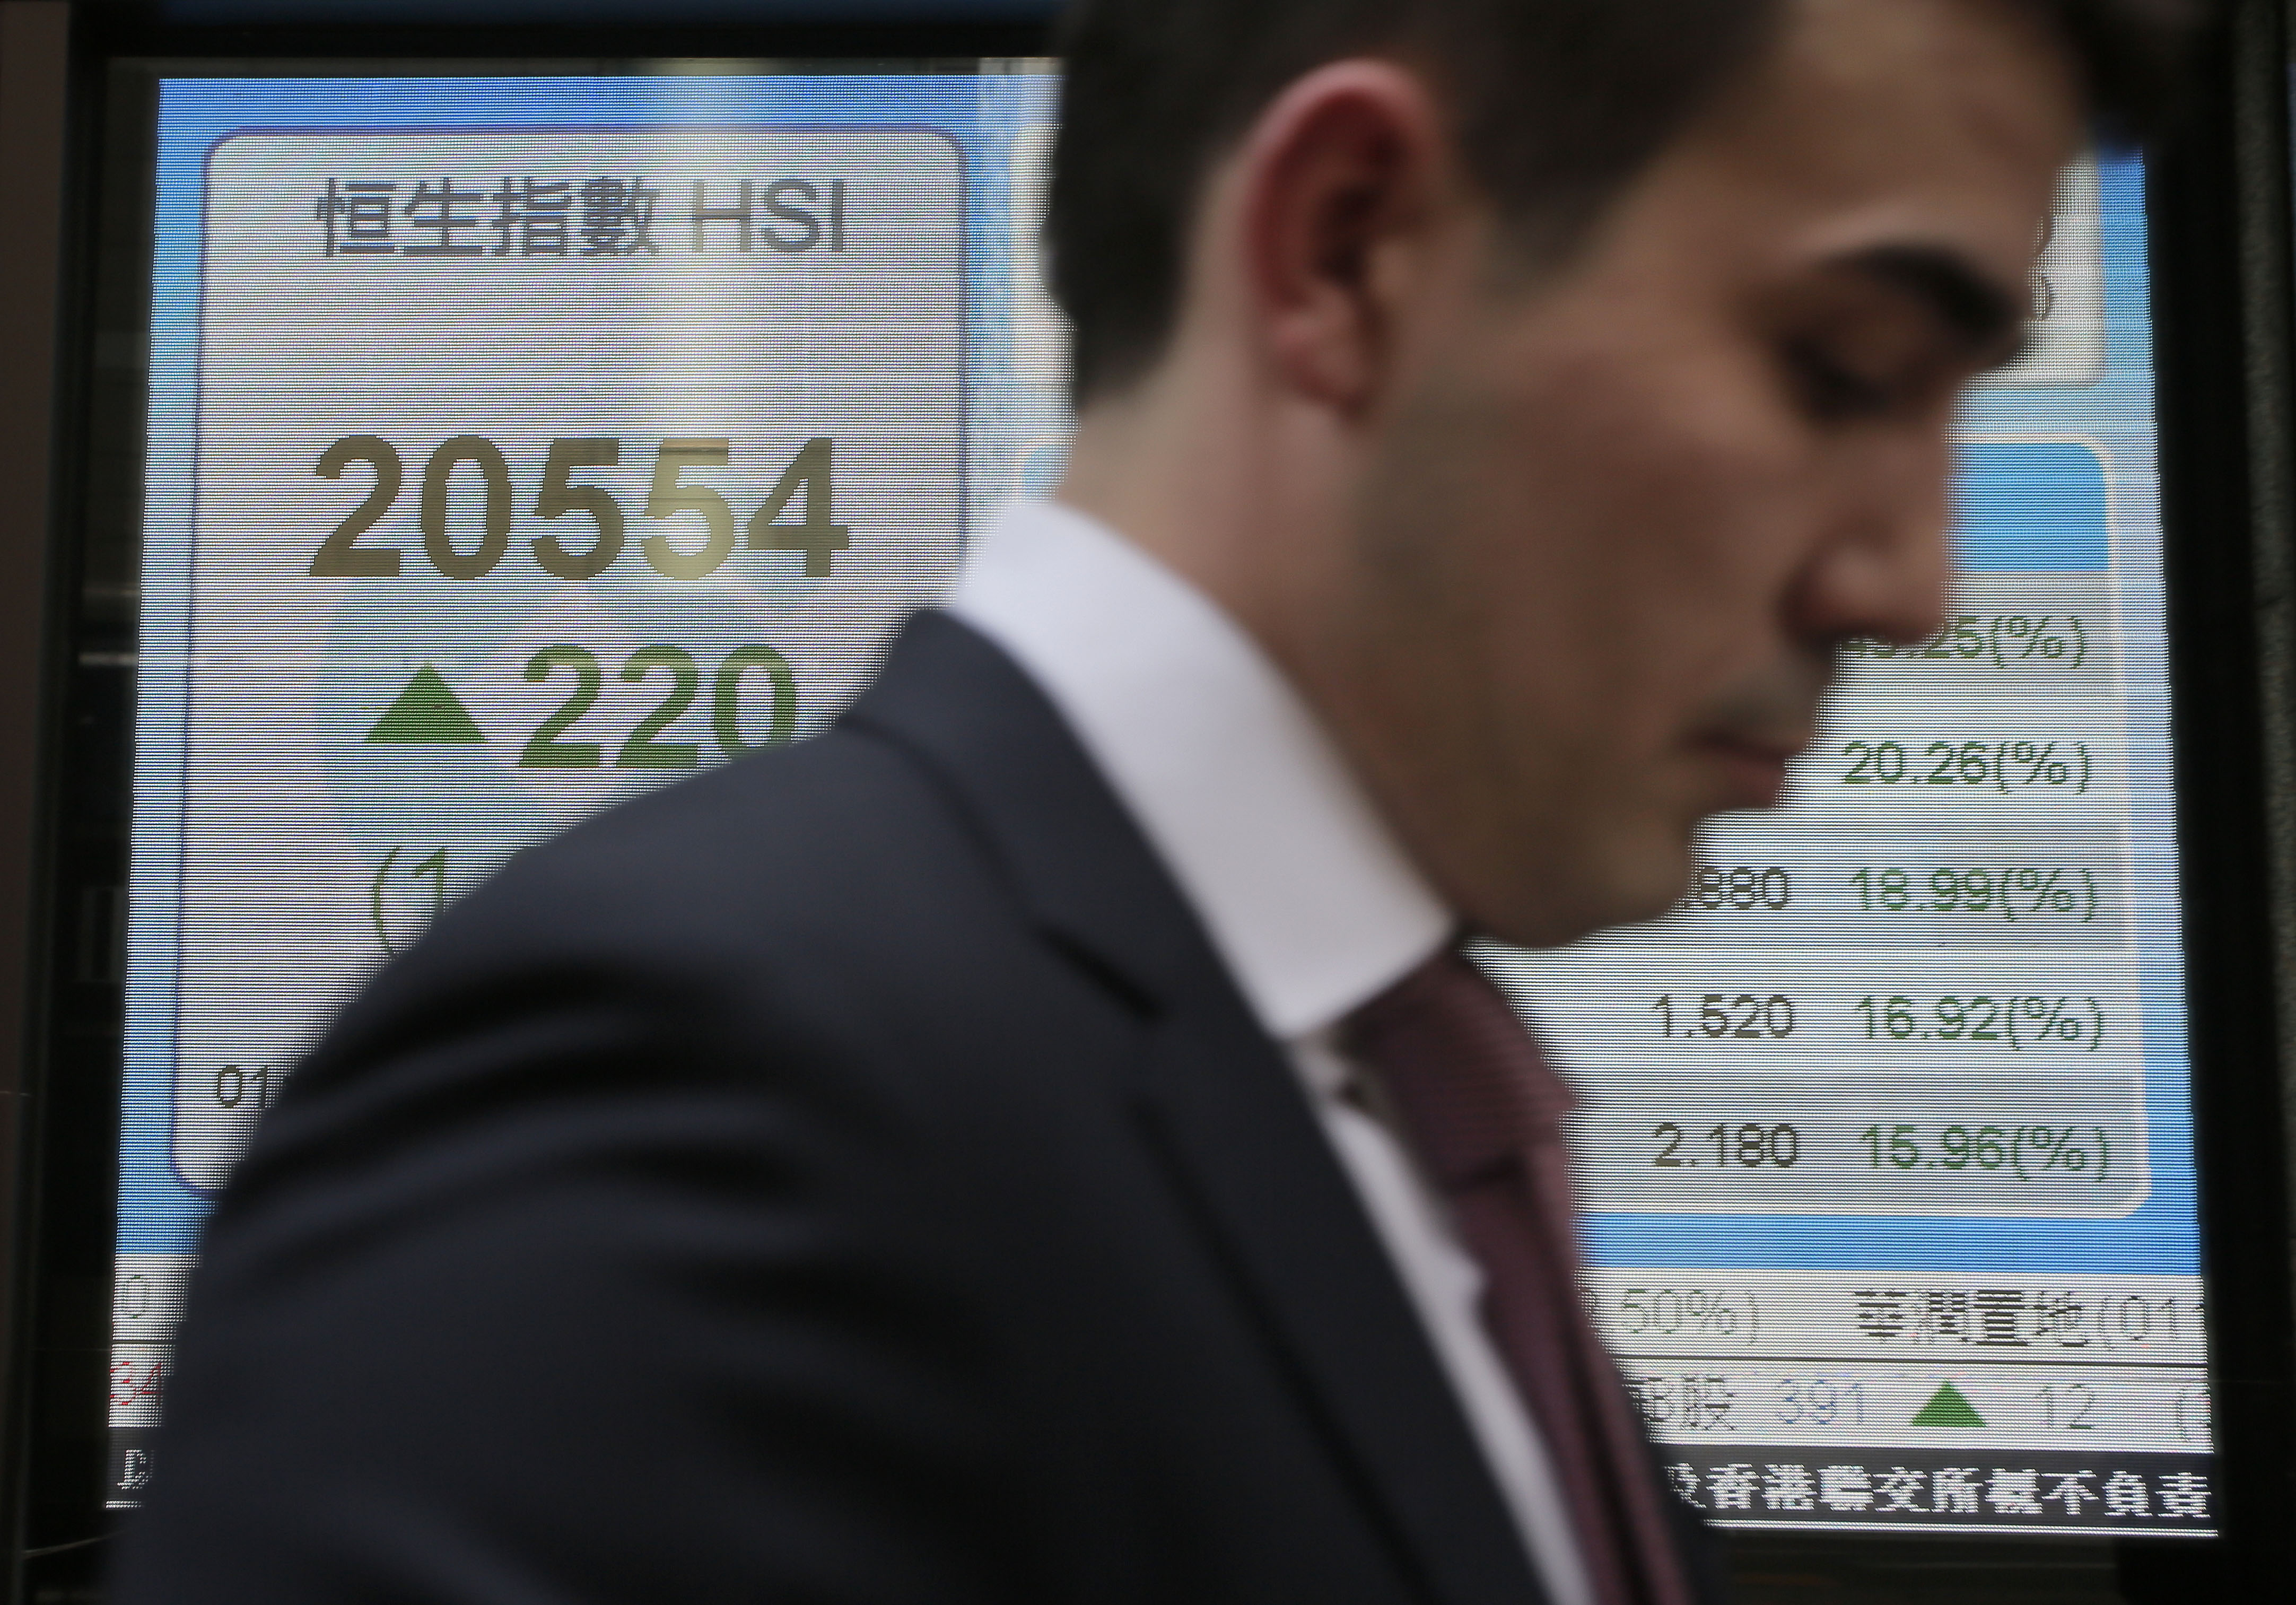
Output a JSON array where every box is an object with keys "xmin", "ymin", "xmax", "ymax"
[{"xmin": 1839, "ymin": 242, "xmax": 2027, "ymax": 361}]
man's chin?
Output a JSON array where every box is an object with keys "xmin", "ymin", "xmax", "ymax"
[
  {"xmin": 1595, "ymin": 824, "xmax": 1705, "ymax": 933},
  {"xmin": 1608, "ymin": 864, "xmax": 1697, "ymax": 932},
  {"xmin": 1472, "ymin": 839, "xmax": 1692, "ymax": 949}
]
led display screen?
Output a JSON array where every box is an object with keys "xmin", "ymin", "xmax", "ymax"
[{"xmin": 111, "ymin": 67, "xmax": 2212, "ymax": 1537}]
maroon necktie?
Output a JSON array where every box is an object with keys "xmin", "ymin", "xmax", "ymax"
[{"xmin": 1343, "ymin": 949, "xmax": 1692, "ymax": 1605}]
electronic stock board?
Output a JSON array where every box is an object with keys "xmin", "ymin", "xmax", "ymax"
[{"xmin": 109, "ymin": 67, "xmax": 2212, "ymax": 1537}]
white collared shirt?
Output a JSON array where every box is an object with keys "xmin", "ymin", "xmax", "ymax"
[{"xmin": 946, "ymin": 498, "xmax": 1599, "ymax": 1605}]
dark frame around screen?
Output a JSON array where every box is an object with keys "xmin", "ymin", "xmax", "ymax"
[
  {"xmin": 2135, "ymin": 0, "xmax": 2296, "ymax": 1595},
  {"xmin": 11, "ymin": 5, "xmax": 2296, "ymax": 1605}
]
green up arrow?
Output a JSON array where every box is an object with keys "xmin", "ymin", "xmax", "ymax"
[
  {"xmin": 365, "ymin": 664, "xmax": 485, "ymax": 746},
  {"xmin": 1910, "ymin": 1381, "xmax": 1987, "ymax": 1428}
]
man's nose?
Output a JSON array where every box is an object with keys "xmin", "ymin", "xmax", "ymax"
[{"xmin": 1790, "ymin": 435, "xmax": 1958, "ymax": 649}]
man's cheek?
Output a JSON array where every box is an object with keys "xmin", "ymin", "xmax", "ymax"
[{"xmin": 1646, "ymin": 602, "xmax": 1768, "ymax": 718}]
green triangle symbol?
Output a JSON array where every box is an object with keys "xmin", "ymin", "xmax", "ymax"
[
  {"xmin": 365, "ymin": 664, "xmax": 485, "ymax": 746},
  {"xmin": 1911, "ymin": 1381, "xmax": 1987, "ymax": 1427}
]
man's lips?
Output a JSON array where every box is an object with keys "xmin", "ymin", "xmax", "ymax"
[{"xmin": 1691, "ymin": 730, "xmax": 1806, "ymax": 808}]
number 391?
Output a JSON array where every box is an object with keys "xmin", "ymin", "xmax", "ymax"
[{"xmin": 309, "ymin": 434, "xmax": 848, "ymax": 584}]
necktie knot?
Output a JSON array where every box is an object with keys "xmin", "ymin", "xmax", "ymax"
[{"xmin": 1341, "ymin": 948, "xmax": 1573, "ymax": 1191}]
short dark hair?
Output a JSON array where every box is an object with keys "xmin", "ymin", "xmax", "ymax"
[{"xmin": 1047, "ymin": 0, "xmax": 2206, "ymax": 404}]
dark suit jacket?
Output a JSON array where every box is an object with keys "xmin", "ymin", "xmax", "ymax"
[{"xmin": 114, "ymin": 611, "xmax": 1719, "ymax": 1605}]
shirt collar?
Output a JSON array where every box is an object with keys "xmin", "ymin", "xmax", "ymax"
[{"xmin": 944, "ymin": 498, "xmax": 1452, "ymax": 1040}]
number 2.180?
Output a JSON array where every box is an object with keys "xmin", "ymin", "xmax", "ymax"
[{"xmin": 309, "ymin": 434, "xmax": 848, "ymax": 584}]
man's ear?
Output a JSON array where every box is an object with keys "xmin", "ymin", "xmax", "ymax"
[{"xmin": 1236, "ymin": 61, "xmax": 1461, "ymax": 416}]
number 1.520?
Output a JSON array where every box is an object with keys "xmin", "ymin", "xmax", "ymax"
[{"xmin": 1652, "ymin": 993, "xmax": 1796, "ymax": 1039}]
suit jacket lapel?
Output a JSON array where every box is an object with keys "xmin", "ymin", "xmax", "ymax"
[{"xmin": 848, "ymin": 610, "xmax": 1546, "ymax": 1605}]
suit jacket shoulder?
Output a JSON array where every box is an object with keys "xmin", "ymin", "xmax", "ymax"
[{"xmin": 113, "ymin": 613, "xmax": 1608, "ymax": 1605}]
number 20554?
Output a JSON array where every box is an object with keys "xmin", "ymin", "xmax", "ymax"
[{"xmin": 310, "ymin": 434, "xmax": 848, "ymax": 585}]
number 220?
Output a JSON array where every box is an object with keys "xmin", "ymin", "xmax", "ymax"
[{"xmin": 520, "ymin": 643, "xmax": 796, "ymax": 769}]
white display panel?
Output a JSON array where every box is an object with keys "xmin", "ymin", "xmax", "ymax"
[
  {"xmin": 171, "ymin": 126, "xmax": 962, "ymax": 1188},
  {"xmin": 116, "ymin": 73, "xmax": 2210, "ymax": 1536}
]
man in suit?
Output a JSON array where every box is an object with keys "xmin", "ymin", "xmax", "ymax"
[{"xmin": 118, "ymin": 2, "xmax": 2190, "ymax": 1602}]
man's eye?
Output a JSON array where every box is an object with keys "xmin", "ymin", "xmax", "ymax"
[{"xmin": 1786, "ymin": 338, "xmax": 1898, "ymax": 421}]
